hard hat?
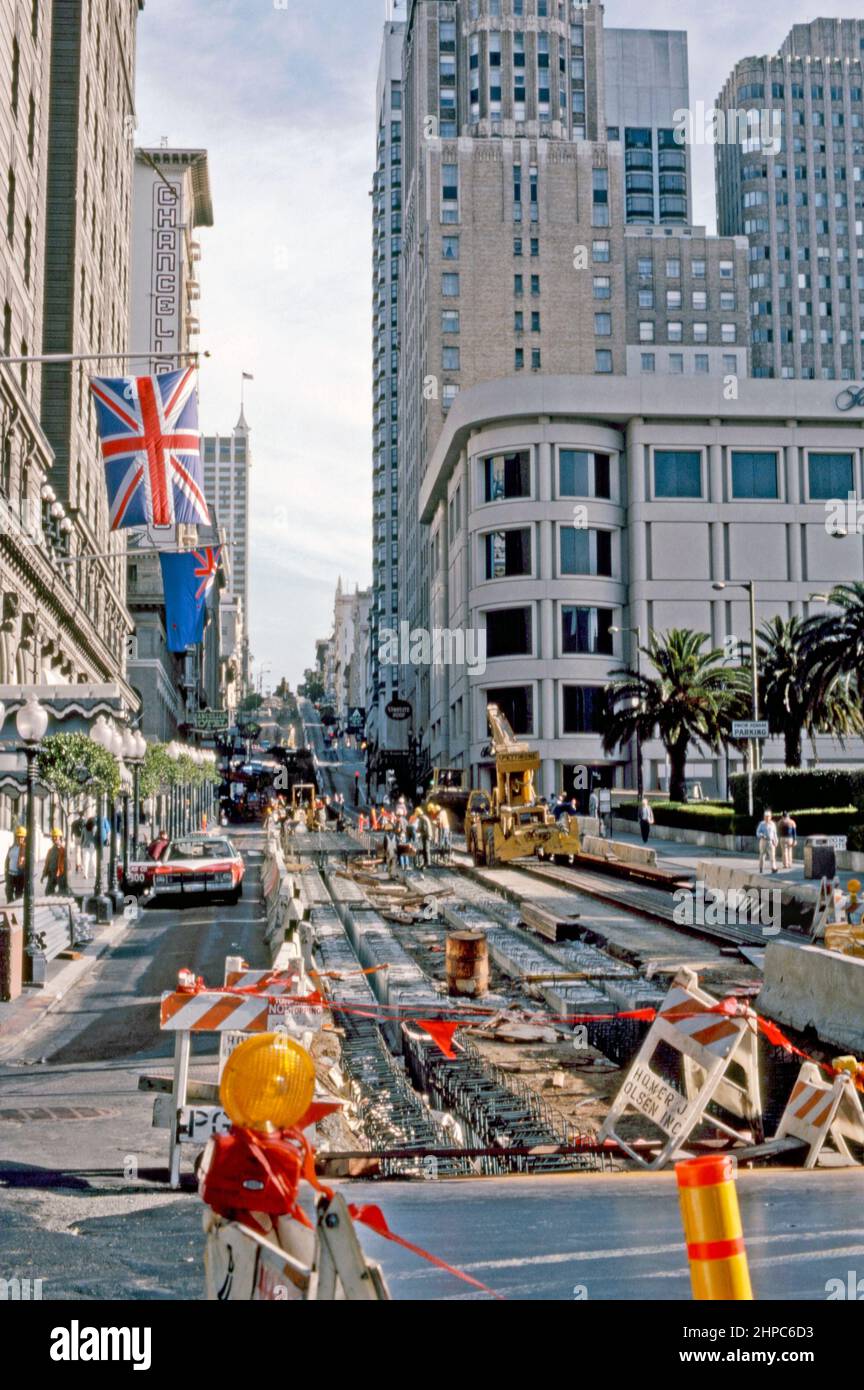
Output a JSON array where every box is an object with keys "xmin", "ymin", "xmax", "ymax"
[
  {"xmin": 848, "ymin": 879, "xmax": 861, "ymax": 895},
  {"xmin": 51, "ymin": 827, "xmax": 63, "ymax": 838},
  {"xmin": 14, "ymin": 827, "xmax": 26, "ymax": 839}
]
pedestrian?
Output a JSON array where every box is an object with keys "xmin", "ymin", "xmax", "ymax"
[
  {"xmin": 41, "ymin": 829, "xmax": 67, "ymax": 897},
  {"xmin": 316, "ymin": 802, "xmax": 327, "ymax": 831},
  {"xmin": 147, "ymin": 827, "xmax": 170, "ymax": 861},
  {"xmin": 756, "ymin": 810, "xmax": 779, "ymax": 874},
  {"xmin": 638, "ymin": 796, "xmax": 655, "ymax": 844},
  {"xmin": 588, "ymin": 788, "xmax": 599, "ymax": 822},
  {"xmin": 384, "ymin": 829, "xmax": 397, "ymax": 874},
  {"xmin": 4, "ymin": 827, "xmax": 27, "ymax": 903},
  {"xmin": 70, "ymin": 814, "xmax": 85, "ymax": 873},
  {"xmin": 436, "ymin": 806, "xmax": 452, "ymax": 864},
  {"xmin": 778, "ymin": 810, "xmax": 797, "ymax": 870},
  {"xmin": 417, "ymin": 809, "xmax": 433, "ymax": 868},
  {"xmin": 81, "ymin": 817, "xmax": 97, "ymax": 879}
]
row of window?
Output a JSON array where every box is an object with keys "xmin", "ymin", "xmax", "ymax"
[
  {"xmin": 476, "ymin": 446, "xmax": 859, "ymax": 504},
  {"xmin": 483, "ymin": 684, "xmax": 605, "ymax": 737},
  {"xmin": 484, "ymin": 604, "xmax": 615, "ymax": 662},
  {"xmin": 639, "ymin": 321, "xmax": 738, "ymax": 345},
  {"xmin": 640, "ymin": 352, "xmax": 739, "ymax": 376}
]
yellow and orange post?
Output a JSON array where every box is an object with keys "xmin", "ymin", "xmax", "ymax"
[{"xmin": 676, "ymin": 1154, "xmax": 753, "ymax": 1300}]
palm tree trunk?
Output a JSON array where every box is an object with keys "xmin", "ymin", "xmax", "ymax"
[
  {"xmin": 784, "ymin": 728, "xmax": 802, "ymax": 769},
  {"xmin": 668, "ymin": 737, "xmax": 689, "ymax": 804}
]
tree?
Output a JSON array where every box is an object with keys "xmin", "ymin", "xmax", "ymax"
[
  {"xmin": 239, "ymin": 692, "xmax": 263, "ymax": 713},
  {"xmin": 37, "ymin": 733, "xmax": 120, "ymax": 815},
  {"xmin": 603, "ymin": 629, "xmax": 749, "ymax": 803},
  {"xmin": 756, "ymin": 615, "xmax": 862, "ymax": 768},
  {"xmin": 801, "ymin": 581, "xmax": 864, "ymax": 699}
]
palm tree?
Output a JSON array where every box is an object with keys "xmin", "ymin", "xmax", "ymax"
[
  {"xmin": 800, "ymin": 581, "xmax": 864, "ymax": 697},
  {"xmin": 756, "ymin": 614, "xmax": 862, "ymax": 768},
  {"xmin": 603, "ymin": 629, "xmax": 749, "ymax": 803}
]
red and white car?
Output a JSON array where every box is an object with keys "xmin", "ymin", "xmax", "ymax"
[{"xmin": 148, "ymin": 835, "xmax": 245, "ymax": 905}]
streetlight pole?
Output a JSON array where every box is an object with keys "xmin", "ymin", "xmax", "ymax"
[
  {"xmin": 713, "ymin": 580, "xmax": 759, "ymax": 815},
  {"xmin": 611, "ymin": 624, "xmax": 644, "ymax": 799},
  {"xmin": 15, "ymin": 695, "xmax": 48, "ymax": 985}
]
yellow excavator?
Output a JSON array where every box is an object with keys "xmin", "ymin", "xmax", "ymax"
[{"xmin": 464, "ymin": 705, "xmax": 581, "ymax": 867}]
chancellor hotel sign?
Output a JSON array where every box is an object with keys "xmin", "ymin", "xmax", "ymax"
[
  {"xmin": 836, "ymin": 385, "xmax": 864, "ymax": 412},
  {"xmin": 149, "ymin": 178, "xmax": 182, "ymax": 374}
]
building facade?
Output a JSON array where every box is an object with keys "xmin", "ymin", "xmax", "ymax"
[
  {"xmin": 419, "ymin": 374, "xmax": 864, "ymax": 800},
  {"xmin": 716, "ymin": 17, "xmax": 864, "ymax": 381},
  {"xmin": 39, "ymin": 0, "xmax": 144, "ymax": 680},
  {"xmin": 201, "ymin": 410, "xmax": 251, "ymax": 688},
  {"xmin": 127, "ymin": 145, "xmax": 214, "ymax": 738},
  {"xmin": 389, "ymin": 0, "xmax": 750, "ymax": 784}
]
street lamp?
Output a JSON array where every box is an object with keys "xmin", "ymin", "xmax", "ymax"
[
  {"xmin": 16, "ymin": 694, "xmax": 48, "ymax": 984},
  {"xmin": 611, "ymin": 624, "xmax": 644, "ymax": 799},
  {"xmin": 713, "ymin": 581, "xmax": 760, "ymax": 815},
  {"xmin": 89, "ymin": 716, "xmax": 117, "ymax": 918},
  {"xmin": 121, "ymin": 728, "xmax": 147, "ymax": 885}
]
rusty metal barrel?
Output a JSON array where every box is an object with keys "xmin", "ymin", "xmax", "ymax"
[{"xmin": 446, "ymin": 930, "xmax": 488, "ymax": 998}]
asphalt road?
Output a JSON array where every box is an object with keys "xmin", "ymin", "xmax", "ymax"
[{"xmin": 1, "ymin": 823, "xmax": 862, "ymax": 1303}]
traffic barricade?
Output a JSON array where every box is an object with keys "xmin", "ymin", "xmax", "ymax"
[
  {"xmin": 774, "ymin": 1061, "xmax": 864, "ymax": 1168},
  {"xmin": 599, "ymin": 967, "xmax": 762, "ymax": 1169}
]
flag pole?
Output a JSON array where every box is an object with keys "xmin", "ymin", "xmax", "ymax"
[{"xmin": 0, "ymin": 350, "xmax": 209, "ymax": 366}]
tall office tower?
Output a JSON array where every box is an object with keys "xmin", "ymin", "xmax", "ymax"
[
  {"xmin": 201, "ymin": 413, "xmax": 251, "ymax": 686},
  {"xmin": 604, "ymin": 27, "xmax": 692, "ymax": 226},
  {"xmin": 716, "ymin": 17, "xmax": 864, "ymax": 380},
  {"xmin": 39, "ymin": 0, "xmax": 144, "ymax": 679},
  {"xmin": 127, "ymin": 147, "xmax": 213, "ymax": 736},
  {"xmin": 368, "ymin": 15, "xmax": 406, "ymax": 778}
]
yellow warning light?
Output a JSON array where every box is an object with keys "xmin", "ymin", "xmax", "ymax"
[{"xmin": 220, "ymin": 1032, "xmax": 315, "ymax": 1133}]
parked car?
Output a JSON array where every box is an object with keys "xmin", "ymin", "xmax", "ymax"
[{"xmin": 148, "ymin": 835, "xmax": 245, "ymax": 905}]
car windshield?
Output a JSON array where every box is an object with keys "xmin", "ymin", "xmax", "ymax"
[{"xmin": 167, "ymin": 840, "xmax": 233, "ymax": 861}]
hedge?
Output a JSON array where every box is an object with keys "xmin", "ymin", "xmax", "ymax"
[
  {"xmin": 617, "ymin": 800, "xmax": 863, "ymax": 840},
  {"xmin": 729, "ymin": 769, "xmax": 864, "ymax": 817}
]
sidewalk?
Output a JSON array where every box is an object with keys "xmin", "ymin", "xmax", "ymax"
[
  {"xmin": 0, "ymin": 891, "xmax": 131, "ymax": 1057},
  {"xmin": 606, "ymin": 825, "xmax": 843, "ymax": 888}
]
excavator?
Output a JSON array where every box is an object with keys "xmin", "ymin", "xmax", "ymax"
[{"xmin": 464, "ymin": 705, "xmax": 582, "ymax": 867}]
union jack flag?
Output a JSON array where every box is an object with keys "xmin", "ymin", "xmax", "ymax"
[
  {"xmin": 89, "ymin": 367, "xmax": 211, "ymax": 531},
  {"xmin": 193, "ymin": 546, "xmax": 222, "ymax": 600}
]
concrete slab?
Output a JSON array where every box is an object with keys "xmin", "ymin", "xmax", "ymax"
[{"xmin": 758, "ymin": 942, "xmax": 864, "ymax": 1053}]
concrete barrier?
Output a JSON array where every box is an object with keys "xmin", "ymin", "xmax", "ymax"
[
  {"xmin": 695, "ymin": 861, "xmax": 820, "ymax": 932},
  {"xmin": 581, "ymin": 835, "xmax": 657, "ymax": 868},
  {"xmin": 758, "ymin": 942, "xmax": 864, "ymax": 1053}
]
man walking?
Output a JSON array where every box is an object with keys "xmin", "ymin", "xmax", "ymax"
[
  {"xmin": 638, "ymin": 796, "xmax": 655, "ymax": 844},
  {"xmin": 4, "ymin": 828, "xmax": 27, "ymax": 903},
  {"xmin": 41, "ymin": 829, "xmax": 67, "ymax": 897},
  {"xmin": 778, "ymin": 811, "xmax": 798, "ymax": 870},
  {"xmin": 757, "ymin": 810, "xmax": 779, "ymax": 874}
]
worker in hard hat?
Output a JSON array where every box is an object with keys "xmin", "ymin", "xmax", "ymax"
[
  {"xmin": 41, "ymin": 828, "xmax": 68, "ymax": 897},
  {"xmin": 5, "ymin": 827, "xmax": 27, "ymax": 903}
]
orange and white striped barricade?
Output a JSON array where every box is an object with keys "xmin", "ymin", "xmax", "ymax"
[
  {"xmin": 158, "ymin": 976, "xmax": 326, "ymax": 1189},
  {"xmin": 774, "ymin": 1062, "xmax": 864, "ymax": 1168},
  {"xmin": 599, "ymin": 968, "xmax": 762, "ymax": 1170},
  {"xmin": 203, "ymin": 1192, "xmax": 389, "ymax": 1301}
]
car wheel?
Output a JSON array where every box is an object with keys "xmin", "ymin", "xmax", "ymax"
[{"xmin": 227, "ymin": 886, "xmax": 241, "ymax": 905}]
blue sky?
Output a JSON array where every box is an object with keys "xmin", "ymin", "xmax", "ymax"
[{"xmin": 135, "ymin": 0, "xmax": 864, "ymax": 692}]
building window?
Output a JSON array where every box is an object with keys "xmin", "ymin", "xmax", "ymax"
[
  {"xmin": 667, "ymin": 321, "xmax": 683, "ymax": 342},
  {"xmin": 721, "ymin": 323, "xmax": 737, "ymax": 343},
  {"xmin": 639, "ymin": 321, "xmax": 655, "ymax": 342},
  {"xmin": 515, "ymin": 347, "xmax": 524, "ymax": 370},
  {"xmin": 531, "ymin": 348, "xmax": 541, "ymax": 369},
  {"xmin": 484, "ymin": 528, "xmax": 532, "ymax": 579},
  {"xmin": 719, "ymin": 259, "xmax": 734, "ymax": 279},
  {"xmin": 641, "ymin": 353, "xmax": 655, "ymax": 373},
  {"xmin": 442, "ymin": 272, "xmax": 460, "ymax": 296},
  {"xmin": 637, "ymin": 257, "xmax": 653, "ymax": 278},
  {"xmin": 560, "ymin": 527, "xmax": 612, "ymax": 576},
  {"xmin": 442, "ymin": 384, "xmax": 459, "ymax": 410},
  {"xmin": 654, "ymin": 449, "xmax": 702, "ymax": 498},
  {"xmin": 485, "ymin": 607, "xmax": 532, "ymax": 658},
  {"xmin": 563, "ymin": 685, "xmax": 606, "ymax": 734},
  {"xmin": 666, "ymin": 259, "xmax": 681, "ymax": 279},
  {"xmin": 732, "ymin": 451, "xmax": 779, "ymax": 500},
  {"xmin": 442, "ymin": 235, "xmax": 459, "ymax": 260},
  {"xmin": 514, "ymin": 310, "xmax": 524, "ymax": 332},
  {"xmin": 808, "ymin": 452, "xmax": 854, "ymax": 499},
  {"xmin": 692, "ymin": 290, "xmax": 707, "ymax": 311},
  {"xmin": 595, "ymin": 349, "xmax": 613, "ymax": 373},
  {"xmin": 693, "ymin": 322, "xmax": 708, "ymax": 343},
  {"xmin": 485, "ymin": 686, "xmax": 533, "ymax": 736},
  {"xmin": 559, "ymin": 449, "xmax": 611, "ymax": 499},
  {"xmin": 593, "ymin": 240, "xmax": 610, "ymax": 262},
  {"xmin": 442, "ymin": 309, "xmax": 460, "ymax": 333},
  {"xmin": 638, "ymin": 288, "xmax": 654, "ymax": 308},
  {"xmin": 692, "ymin": 259, "xmax": 706, "ymax": 278},
  {"xmin": 561, "ymin": 606, "xmax": 613, "ymax": 656},
  {"xmin": 666, "ymin": 289, "xmax": 682, "ymax": 310},
  {"xmin": 483, "ymin": 450, "xmax": 530, "ymax": 502},
  {"xmin": 442, "ymin": 346, "xmax": 460, "ymax": 370},
  {"xmin": 722, "ymin": 354, "xmax": 738, "ymax": 375},
  {"xmin": 593, "ymin": 275, "xmax": 611, "ymax": 299},
  {"xmin": 695, "ymin": 354, "xmax": 709, "ymax": 373}
]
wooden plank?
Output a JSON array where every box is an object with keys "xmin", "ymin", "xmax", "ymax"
[
  {"xmin": 138, "ymin": 1073, "xmax": 220, "ymax": 1103},
  {"xmin": 520, "ymin": 901, "xmax": 581, "ymax": 943}
]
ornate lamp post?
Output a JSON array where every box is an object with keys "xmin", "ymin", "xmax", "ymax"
[
  {"xmin": 89, "ymin": 716, "xmax": 116, "ymax": 920},
  {"xmin": 15, "ymin": 695, "xmax": 47, "ymax": 984},
  {"xmin": 121, "ymin": 728, "xmax": 147, "ymax": 885}
]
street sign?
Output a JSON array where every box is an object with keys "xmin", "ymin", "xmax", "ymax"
[
  {"xmin": 195, "ymin": 710, "xmax": 229, "ymax": 731},
  {"xmin": 267, "ymin": 996, "xmax": 324, "ymax": 1035},
  {"xmin": 385, "ymin": 699, "xmax": 412, "ymax": 722},
  {"xmin": 826, "ymin": 836, "xmax": 848, "ymax": 852},
  {"xmin": 732, "ymin": 720, "xmax": 769, "ymax": 740}
]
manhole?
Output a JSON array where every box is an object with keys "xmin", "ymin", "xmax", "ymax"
[{"xmin": 0, "ymin": 1106, "xmax": 118, "ymax": 1123}]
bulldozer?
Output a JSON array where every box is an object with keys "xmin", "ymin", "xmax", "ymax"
[
  {"xmin": 464, "ymin": 705, "xmax": 582, "ymax": 867},
  {"xmin": 423, "ymin": 766, "xmax": 471, "ymax": 822},
  {"xmin": 291, "ymin": 783, "xmax": 318, "ymax": 830}
]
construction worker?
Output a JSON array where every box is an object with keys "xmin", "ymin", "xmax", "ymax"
[
  {"xmin": 5, "ymin": 827, "xmax": 27, "ymax": 903},
  {"xmin": 41, "ymin": 829, "xmax": 67, "ymax": 897}
]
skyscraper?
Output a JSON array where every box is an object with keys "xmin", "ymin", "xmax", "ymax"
[
  {"xmin": 367, "ymin": 15, "xmax": 406, "ymax": 785},
  {"xmin": 716, "ymin": 17, "xmax": 864, "ymax": 381},
  {"xmin": 201, "ymin": 412, "xmax": 251, "ymax": 687}
]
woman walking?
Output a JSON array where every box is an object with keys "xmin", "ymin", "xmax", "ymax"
[{"xmin": 638, "ymin": 796, "xmax": 654, "ymax": 844}]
